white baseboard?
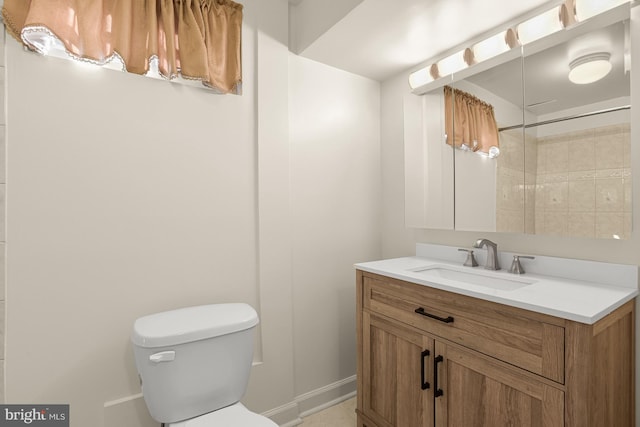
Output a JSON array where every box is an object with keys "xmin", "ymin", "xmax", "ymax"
[
  {"xmin": 261, "ymin": 375, "xmax": 357, "ymax": 426},
  {"xmin": 103, "ymin": 376, "xmax": 357, "ymax": 427}
]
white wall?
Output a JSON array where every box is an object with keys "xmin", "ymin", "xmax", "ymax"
[
  {"xmin": 5, "ymin": 27, "xmax": 262, "ymax": 427},
  {"xmin": 3, "ymin": 0, "xmax": 379, "ymax": 426},
  {"xmin": 289, "ymin": 54, "xmax": 380, "ymax": 404},
  {"xmin": 289, "ymin": 0, "xmax": 364, "ymax": 54}
]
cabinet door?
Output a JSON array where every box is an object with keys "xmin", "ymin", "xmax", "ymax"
[
  {"xmin": 434, "ymin": 342, "xmax": 564, "ymax": 427},
  {"xmin": 362, "ymin": 312, "xmax": 434, "ymax": 427}
]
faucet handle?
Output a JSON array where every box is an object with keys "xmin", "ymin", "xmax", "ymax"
[
  {"xmin": 458, "ymin": 248, "xmax": 479, "ymax": 267},
  {"xmin": 509, "ymin": 255, "xmax": 535, "ymax": 274}
]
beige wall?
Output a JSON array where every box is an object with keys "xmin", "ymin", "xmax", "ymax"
[
  {"xmin": 381, "ymin": 3, "xmax": 640, "ymax": 423},
  {"xmin": 3, "ymin": 0, "xmax": 380, "ymax": 426}
]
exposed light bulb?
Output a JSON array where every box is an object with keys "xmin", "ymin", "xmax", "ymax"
[
  {"xmin": 408, "ymin": 67, "xmax": 433, "ymax": 89},
  {"xmin": 437, "ymin": 50, "xmax": 467, "ymax": 76},
  {"xmin": 472, "ymin": 31, "xmax": 511, "ymax": 63},
  {"xmin": 516, "ymin": 6, "xmax": 564, "ymax": 45}
]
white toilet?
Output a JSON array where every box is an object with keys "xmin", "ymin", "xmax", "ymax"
[{"xmin": 131, "ymin": 303, "xmax": 278, "ymax": 426}]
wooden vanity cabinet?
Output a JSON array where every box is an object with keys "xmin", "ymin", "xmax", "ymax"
[{"xmin": 356, "ymin": 270, "xmax": 635, "ymax": 427}]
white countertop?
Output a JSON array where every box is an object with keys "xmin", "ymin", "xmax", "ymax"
[{"xmin": 355, "ymin": 245, "xmax": 639, "ymax": 324}]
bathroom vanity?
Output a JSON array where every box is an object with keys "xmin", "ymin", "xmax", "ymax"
[{"xmin": 355, "ymin": 244, "xmax": 638, "ymax": 427}]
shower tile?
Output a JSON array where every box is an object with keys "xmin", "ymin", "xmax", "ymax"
[
  {"xmin": 568, "ymin": 137, "xmax": 595, "ymax": 172},
  {"xmin": 595, "ymin": 212, "xmax": 624, "ymax": 240},
  {"xmin": 595, "ymin": 178, "xmax": 623, "ymax": 212},
  {"xmin": 544, "ymin": 212, "xmax": 567, "ymax": 236},
  {"xmin": 544, "ymin": 181, "xmax": 568, "ymax": 212},
  {"xmin": 537, "ymin": 142, "xmax": 548, "ymax": 174},
  {"xmin": 567, "ymin": 213, "xmax": 595, "ymax": 238},
  {"xmin": 595, "ymin": 133, "xmax": 624, "ymax": 170},
  {"xmin": 524, "ymin": 135, "xmax": 538, "ymax": 174},
  {"xmin": 623, "ymin": 177, "xmax": 632, "ymax": 213},
  {"xmin": 546, "ymin": 140, "xmax": 569, "ymax": 173},
  {"xmin": 568, "ymin": 180, "xmax": 595, "ymax": 212},
  {"xmin": 535, "ymin": 182, "xmax": 546, "ymax": 212},
  {"xmin": 623, "ymin": 130, "xmax": 631, "ymax": 168}
]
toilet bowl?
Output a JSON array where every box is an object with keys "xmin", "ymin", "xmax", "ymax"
[
  {"xmin": 169, "ymin": 403, "xmax": 278, "ymax": 427},
  {"xmin": 169, "ymin": 403, "xmax": 277, "ymax": 427},
  {"xmin": 131, "ymin": 303, "xmax": 277, "ymax": 426}
]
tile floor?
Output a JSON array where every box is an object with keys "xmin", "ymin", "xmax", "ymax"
[{"xmin": 300, "ymin": 397, "xmax": 357, "ymax": 426}]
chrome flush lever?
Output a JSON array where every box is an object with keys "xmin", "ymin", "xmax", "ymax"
[{"xmin": 509, "ymin": 255, "xmax": 535, "ymax": 274}]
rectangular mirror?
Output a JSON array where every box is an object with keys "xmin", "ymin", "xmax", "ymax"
[{"xmin": 404, "ymin": 4, "xmax": 631, "ymax": 239}]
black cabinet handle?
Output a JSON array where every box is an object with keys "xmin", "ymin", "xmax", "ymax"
[
  {"xmin": 434, "ymin": 355, "xmax": 444, "ymax": 397},
  {"xmin": 415, "ymin": 307, "xmax": 454, "ymax": 324},
  {"xmin": 420, "ymin": 350, "xmax": 430, "ymax": 390}
]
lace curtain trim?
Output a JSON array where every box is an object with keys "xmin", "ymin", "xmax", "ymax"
[{"xmin": 2, "ymin": 0, "xmax": 243, "ymax": 94}]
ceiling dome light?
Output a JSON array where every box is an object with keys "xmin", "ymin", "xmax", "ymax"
[{"xmin": 568, "ymin": 52, "xmax": 612, "ymax": 84}]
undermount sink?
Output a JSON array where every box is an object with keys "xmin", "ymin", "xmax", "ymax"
[{"xmin": 411, "ymin": 265, "xmax": 536, "ymax": 291}]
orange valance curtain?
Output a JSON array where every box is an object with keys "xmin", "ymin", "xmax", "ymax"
[
  {"xmin": 444, "ymin": 85, "xmax": 499, "ymax": 154},
  {"xmin": 2, "ymin": 0, "xmax": 243, "ymax": 94}
]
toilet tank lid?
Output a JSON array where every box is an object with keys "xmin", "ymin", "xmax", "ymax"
[{"xmin": 131, "ymin": 303, "xmax": 259, "ymax": 348}]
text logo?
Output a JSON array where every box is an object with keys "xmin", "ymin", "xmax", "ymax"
[{"xmin": 0, "ymin": 405, "xmax": 69, "ymax": 426}]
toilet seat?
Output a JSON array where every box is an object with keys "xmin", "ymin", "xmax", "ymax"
[{"xmin": 169, "ymin": 403, "xmax": 278, "ymax": 427}]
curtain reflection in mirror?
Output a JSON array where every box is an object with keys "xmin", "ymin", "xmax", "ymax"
[{"xmin": 444, "ymin": 86, "xmax": 500, "ymax": 157}]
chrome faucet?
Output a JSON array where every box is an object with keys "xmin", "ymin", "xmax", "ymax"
[{"xmin": 473, "ymin": 239, "xmax": 500, "ymax": 270}]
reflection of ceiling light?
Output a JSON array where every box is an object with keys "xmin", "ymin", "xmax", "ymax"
[
  {"xmin": 568, "ymin": 52, "xmax": 612, "ymax": 84},
  {"xmin": 486, "ymin": 146, "xmax": 500, "ymax": 158}
]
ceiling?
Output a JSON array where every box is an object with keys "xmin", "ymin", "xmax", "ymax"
[
  {"xmin": 289, "ymin": 0, "xmax": 555, "ymax": 81},
  {"xmin": 288, "ymin": 0, "xmax": 630, "ymax": 117}
]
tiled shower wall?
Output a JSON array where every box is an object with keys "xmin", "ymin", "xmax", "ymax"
[
  {"xmin": 496, "ymin": 123, "xmax": 631, "ymax": 239},
  {"xmin": 496, "ymin": 129, "xmax": 536, "ymax": 234},
  {"xmin": 535, "ymin": 124, "xmax": 631, "ymax": 239}
]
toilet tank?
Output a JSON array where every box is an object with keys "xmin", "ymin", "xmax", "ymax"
[{"xmin": 131, "ymin": 303, "xmax": 259, "ymax": 424}]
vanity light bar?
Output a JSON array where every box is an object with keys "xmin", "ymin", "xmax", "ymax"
[
  {"xmin": 469, "ymin": 29, "xmax": 518, "ymax": 64},
  {"xmin": 516, "ymin": 4, "xmax": 569, "ymax": 45},
  {"xmin": 434, "ymin": 49, "xmax": 468, "ymax": 78},
  {"xmin": 408, "ymin": 0, "xmax": 629, "ymax": 90}
]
